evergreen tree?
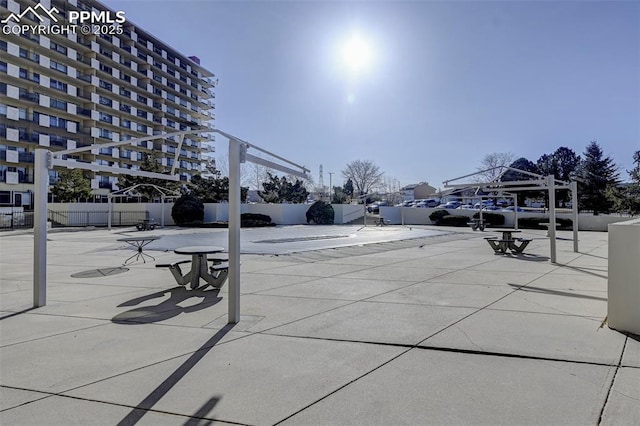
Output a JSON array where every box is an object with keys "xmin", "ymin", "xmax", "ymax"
[
  {"xmin": 187, "ymin": 169, "xmax": 248, "ymax": 203},
  {"xmin": 576, "ymin": 141, "xmax": 620, "ymax": 214},
  {"xmin": 343, "ymin": 178, "xmax": 354, "ymax": 197},
  {"xmin": 619, "ymin": 150, "xmax": 640, "ymax": 215},
  {"xmin": 51, "ymin": 169, "xmax": 92, "ymax": 202},
  {"xmin": 500, "ymin": 157, "xmax": 543, "ymax": 206},
  {"xmin": 536, "ymin": 147, "xmax": 581, "ymax": 207},
  {"xmin": 259, "ymin": 172, "xmax": 309, "ymax": 203}
]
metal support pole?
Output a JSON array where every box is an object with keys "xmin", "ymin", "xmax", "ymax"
[
  {"xmin": 514, "ymin": 193, "xmax": 519, "ymax": 230},
  {"xmin": 547, "ymin": 175, "xmax": 557, "ymax": 263},
  {"xmin": 571, "ymin": 180, "xmax": 579, "ymax": 252},
  {"xmin": 108, "ymin": 196, "xmax": 112, "ymax": 230},
  {"xmin": 33, "ymin": 149, "xmax": 48, "ymax": 307},
  {"xmin": 363, "ymin": 202, "xmax": 367, "ymax": 227},
  {"xmin": 161, "ymin": 194, "xmax": 165, "ymax": 228},
  {"xmin": 228, "ymin": 139, "xmax": 241, "ymax": 324}
]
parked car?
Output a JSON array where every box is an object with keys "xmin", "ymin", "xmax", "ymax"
[
  {"xmin": 502, "ymin": 206, "xmax": 524, "ymax": 212},
  {"xmin": 437, "ymin": 201, "xmax": 461, "ymax": 209},
  {"xmin": 457, "ymin": 204, "xmax": 475, "ymax": 210},
  {"xmin": 474, "ymin": 200, "xmax": 494, "ymax": 209},
  {"xmin": 366, "ymin": 201, "xmax": 387, "ymax": 214}
]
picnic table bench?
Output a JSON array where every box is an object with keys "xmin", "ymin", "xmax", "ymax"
[
  {"xmin": 156, "ymin": 246, "xmax": 228, "ymax": 289},
  {"xmin": 484, "ymin": 229, "xmax": 532, "ymax": 254},
  {"xmin": 467, "ymin": 218, "xmax": 486, "ymax": 231},
  {"xmin": 375, "ymin": 217, "xmax": 391, "ymax": 226},
  {"xmin": 135, "ymin": 218, "xmax": 158, "ymax": 231}
]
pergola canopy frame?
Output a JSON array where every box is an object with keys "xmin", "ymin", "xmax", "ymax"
[
  {"xmin": 107, "ymin": 183, "xmax": 182, "ymax": 230},
  {"xmin": 33, "ymin": 129, "xmax": 309, "ymax": 324},
  {"xmin": 443, "ymin": 166, "xmax": 579, "ymax": 262}
]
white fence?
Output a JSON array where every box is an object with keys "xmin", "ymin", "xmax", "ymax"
[
  {"xmin": 379, "ymin": 206, "xmax": 634, "ymax": 232},
  {"xmin": 46, "ymin": 203, "xmax": 364, "ymax": 227}
]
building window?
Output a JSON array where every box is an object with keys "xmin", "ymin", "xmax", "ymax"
[
  {"xmin": 0, "ymin": 61, "xmax": 6, "ymax": 73},
  {"xmin": 99, "ymin": 112, "xmax": 112, "ymax": 123},
  {"xmin": 50, "ymin": 79, "xmax": 67, "ymax": 92},
  {"xmin": 121, "ymin": 119, "xmax": 131, "ymax": 129},
  {"xmin": 50, "ymin": 98, "xmax": 67, "ymax": 110},
  {"xmin": 50, "ymin": 116, "xmax": 67, "ymax": 129},
  {"xmin": 136, "ymin": 123, "xmax": 147, "ymax": 132},
  {"xmin": 50, "ymin": 41, "xmax": 67, "ymax": 55},
  {"xmin": 137, "ymin": 94, "xmax": 147, "ymax": 104},
  {"xmin": 99, "ymin": 128, "xmax": 112, "ymax": 139},
  {"xmin": 99, "ymin": 64, "xmax": 112, "ymax": 74},
  {"xmin": 99, "ymin": 96, "xmax": 112, "ymax": 107},
  {"xmin": 50, "ymin": 60, "xmax": 67, "ymax": 73},
  {"xmin": 119, "ymin": 87, "xmax": 131, "ymax": 97},
  {"xmin": 136, "ymin": 109, "xmax": 147, "ymax": 119},
  {"xmin": 99, "ymin": 80, "xmax": 113, "ymax": 90},
  {"xmin": 119, "ymin": 103, "xmax": 131, "ymax": 113}
]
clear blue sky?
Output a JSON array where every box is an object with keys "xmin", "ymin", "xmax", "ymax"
[{"xmin": 104, "ymin": 0, "xmax": 639, "ymax": 188}]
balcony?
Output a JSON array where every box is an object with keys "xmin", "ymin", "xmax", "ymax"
[{"xmin": 19, "ymin": 92, "xmax": 39, "ymax": 103}]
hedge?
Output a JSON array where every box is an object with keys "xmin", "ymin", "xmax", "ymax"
[
  {"xmin": 306, "ymin": 201, "xmax": 335, "ymax": 224},
  {"xmin": 518, "ymin": 217, "xmax": 573, "ymax": 229},
  {"xmin": 241, "ymin": 213, "xmax": 275, "ymax": 227},
  {"xmin": 428, "ymin": 209, "xmax": 450, "ymax": 224},
  {"xmin": 439, "ymin": 215, "xmax": 471, "ymax": 227},
  {"xmin": 171, "ymin": 194, "xmax": 204, "ymax": 225},
  {"xmin": 472, "ymin": 212, "xmax": 505, "ymax": 226}
]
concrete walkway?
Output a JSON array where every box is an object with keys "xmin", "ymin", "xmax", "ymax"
[{"xmin": 1, "ymin": 225, "xmax": 638, "ymax": 425}]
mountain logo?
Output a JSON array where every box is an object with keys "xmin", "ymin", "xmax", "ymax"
[{"xmin": 1, "ymin": 3, "xmax": 60, "ymax": 24}]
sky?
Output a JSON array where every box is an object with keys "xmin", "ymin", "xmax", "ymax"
[{"xmin": 103, "ymin": 0, "xmax": 640, "ymax": 189}]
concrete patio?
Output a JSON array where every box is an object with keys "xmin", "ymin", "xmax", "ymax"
[{"xmin": 1, "ymin": 224, "xmax": 638, "ymax": 425}]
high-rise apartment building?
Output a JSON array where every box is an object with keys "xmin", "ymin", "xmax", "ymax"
[{"xmin": 0, "ymin": 0, "xmax": 216, "ymax": 207}]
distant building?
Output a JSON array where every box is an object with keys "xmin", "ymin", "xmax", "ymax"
[
  {"xmin": 400, "ymin": 182, "xmax": 436, "ymax": 201},
  {"xmin": 0, "ymin": 0, "xmax": 216, "ymax": 207}
]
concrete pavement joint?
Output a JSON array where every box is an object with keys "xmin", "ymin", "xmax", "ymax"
[{"xmin": 597, "ymin": 336, "xmax": 628, "ymax": 425}]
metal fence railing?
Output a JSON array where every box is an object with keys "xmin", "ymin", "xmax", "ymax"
[
  {"xmin": 47, "ymin": 211, "xmax": 148, "ymax": 228},
  {"xmin": 0, "ymin": 212, "xmax": 34, "ymax": 230}
]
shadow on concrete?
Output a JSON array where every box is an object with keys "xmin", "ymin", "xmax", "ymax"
[
  {"xmin": 183, "ymin": 396, "xmax": 221, "ymax": 426},
  {"xmin": 555, "ymin": 263, "xmax": 608, "ymax": 279},
  {"xmin": 508, "ymin": 283, "xmax": 607, "ymax": 301},
  {"xmin": 71, "ymin": 266, "xmax": 129, "ymax": 278},
  {"xmin": 112, "ymin": 287, "xmax": 222, "ymax": 324},
  {"xmin": 493, "ymin": 253, "xmax": 550, "ymax": 262},
  {"xmin": 579, "ymin": 252, "xmax": 608, "ymax": 260},
  {"xmin": 116, "ymin": 325, "xmax": 234, "ymax": 425}
]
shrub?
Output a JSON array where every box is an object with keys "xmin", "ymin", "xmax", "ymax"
[
  {"xmin": 428, "ymin": 209, "xmax": 450, "ymax": 224},
  {"xmin": 241, "ymin": 213, "xmax": 275, "ymax": 227},
  {"xmin": 439, "ymin": 215, "xmax": 471, "ymax": 227},
  {"xmin": 518, "ymin": 217, "xmax": 573, "ymax": 230},
  {"xmin": 306, "ymin": 201, "xmax": 335, "ymax": 224},
  {"xmin": 171, "ymin": 193, "xmax": 204, "ymax": 225},
  {"xmin": 472, "ymin": 212, "xmax": 505, "ymax": 226}
]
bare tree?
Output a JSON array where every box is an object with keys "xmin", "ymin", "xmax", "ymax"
[
  {"xmin": 216, "ymin": 155, "xmax": 256, "ymax": 188},
  {"xmin": 383, "ymin": 177, "xmax": 403, "ymax": 205},
  {"xmin": 474, "ymin": 152, "xmax": 516, "ymax": 182},
  {"xmin": 341, "ymin": 159, "xmax": 384, "ymax": 195}
]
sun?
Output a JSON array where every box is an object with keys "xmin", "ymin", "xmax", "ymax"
[{"xmin": 342, "ymin": 34, "xmax": 372, "ymax": 73}]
